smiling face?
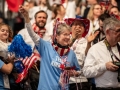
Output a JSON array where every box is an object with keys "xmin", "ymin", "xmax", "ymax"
[
  {"xmin": 35, "ymin": 12, "xmax": 47, "ymax": 28},
  {"xmin": 56, "ymin": 29, "xmax": 70, "ymax": 46},
  {"xmin": 71, "ymin": 20, "xmax": 85, "ymax": 38},
  {"xmin": 55, "ymin": 23, "xmax": 71, "ymax": 46},
  {"xmin": 0, "ymin": 25, "xmax": 10, "ymax": 42}
]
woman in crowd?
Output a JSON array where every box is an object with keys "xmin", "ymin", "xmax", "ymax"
[
  {"xmin": 87, "ymin": 4, "xmax": 102, "ymax": 37},
  {"xmin": 19, "ymin": 5, "xmax": 80, "ymax": 90},
  {"xmin": 0, "ymin": 23, "xmax": 15, "ymax": 90},
  {"xmin": 46, "ymin": 3, "xmax": 66, "ymax": 42},
  {"xmin": 68, "ymin": 18, "xmax": 91, "ymax": 90}
]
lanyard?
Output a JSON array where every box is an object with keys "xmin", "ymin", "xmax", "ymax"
[{"xmin": 104, "ymin": 39, "xmax": 120, "ymax": 62}]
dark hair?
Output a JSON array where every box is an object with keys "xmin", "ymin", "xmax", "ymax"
[
  {"xmin": 98, "ymin": 13, "xmax": 110, "ymax": 22},
  {"xmin": 109, "ymin": 6, "xmax": 120, "ymax": 11},
  {"xmin": 34, "ymin": 10, "xmax": 48, "ymax": 19}
]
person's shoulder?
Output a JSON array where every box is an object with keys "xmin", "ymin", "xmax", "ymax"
[
  {"xmin": 18, "ymin": 28, "xmax": 28, "ymax": 36},
  {"xmin": 18, "ymin": 28, "xmax": 27, "ymax": 34},
  {"xmin": 90, "ymin": 41, "xmax": 105, "ymax": 50}
]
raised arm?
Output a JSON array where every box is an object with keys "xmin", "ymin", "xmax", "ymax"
[{"xmin": 19, "ymin": 5, "xmax": 40, "ymax": 45}]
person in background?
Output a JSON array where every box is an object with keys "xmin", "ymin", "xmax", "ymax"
[
  {"xmin": 109, "ymin": 6, "xmax": 120, "ymax": 16},
  {"xmin": 45, "ymin": 4, "xmax": 66, "ymax": 42},
  {"xmin": 86, "ymin": 4, "xmax": 102, "ymax": 37},
  {"xmin": 69, "ymin": 18, "xmax": 91, "ymax": 90},
  {"xmin": 83, "ymin": 0, "xmax": 98, "ymax": 18},
  {"xmin": 83, "ymin": 17, "xmax": 120, "ymax": 90},
  {"xmin": 0, "ymin": 23, "xmax": 15, "ymax": 90},
  {"xmin": 92, "ymin": 13, "xmax": 110, "ymax": 44}
]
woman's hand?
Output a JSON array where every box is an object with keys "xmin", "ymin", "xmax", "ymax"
[
  {"xmin": 19, "ymin": 5, "xmax": 30, "ymax": 23},
  {"xmin": 68, "ymin": 70, "xmax": 80, "ymax": 77},
  {"xmin": 87, "ymin": 31, "xmax": 99, "ymax": 43}
]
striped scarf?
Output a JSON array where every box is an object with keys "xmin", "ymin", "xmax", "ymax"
[
  {"xmin": 52, "ymin": 43, "xmax": 70, "ymax": 56},
  {"xmin": 32, "ymin": 23, "xmax": 46, "ymax": 38}
]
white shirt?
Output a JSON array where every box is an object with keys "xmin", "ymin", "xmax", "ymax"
[
  {"xmin": 18, "ymin": 27, "xmax": 50, "ymax": 50},
  {"xmin": 48, "ymin": 0, "xmax": 60, "ymax": 6},
  {"xmin": 70, "ymin": 37, "xmax": 88, "ymax": 83},
  {"xmin": 83, "ymin": 41, "xmax": 120, "ymax": 87},
  {"xmin": 86, "ymin": 19, "xmax": 99, "ymax": 38},
  {"xmin": 0, "ymin": 40, "xmax": 10, "ymax": 60},
  {"xmin": 63, "ymin": 1, "xmax": 76, "ymax": 18}
]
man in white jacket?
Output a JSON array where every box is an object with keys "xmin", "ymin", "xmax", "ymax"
[{"xmin": 83, "ymin": 17, "xmax": 120, "ymax": 90}]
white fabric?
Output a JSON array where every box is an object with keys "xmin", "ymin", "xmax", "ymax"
[
  {"xmin": 0, "ymin": 40, "xmax": 10, "ymax": 60},
  {"xmin": 18, "ymin": 28, "xmax": 35, "ymax": 50},
  {"xmin": 86, "ymin": 19, "xmax": 99, "ymax": 38},
  {"xmin": 45, "ymin": 16, "xmax": 68, "ymax": 42},
  {"xmin": 83, "ymin": 41, "xmax": 120, "ymax": 87},
  {"xmin": 63, "ymin": 1, "xmax": 76, "ymax": 18},
  {"xmin": 19, "ymin": 23, "xmax": 40, "ymax": 47},
  {"xmin": 70, "ymin": 38, "xmax": 88, "ymax": 83},
  {"xmin": 48, "ymin": 0, "xmax": 60, "ymax": 6}
]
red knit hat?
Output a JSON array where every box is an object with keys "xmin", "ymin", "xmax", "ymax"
[{"xmin": 64, "ymin": 18, "xmax": 90, "ymax": 37}]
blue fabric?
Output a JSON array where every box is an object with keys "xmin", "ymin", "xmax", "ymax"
[
  {"xmin": 36, "ymin": 39, "xmax": 80, "ymax": 90},
  {"xmin": 0, "ymin": 60, "xmax": 9, "ymax": 90}
]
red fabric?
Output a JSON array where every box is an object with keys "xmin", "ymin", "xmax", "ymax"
[
  {"xmin": 110, "ymin": 13, "xmax": 120, "ymax": 20},
  {"xmin": 15, "ymin": 53, "xmax": 40, "ymax": 83},
  {"xmin": 32, "ymin": 23, "xmax": 46, "ymax": 38},
  {"xmin": 52, "ymin": 43, "xmax": 70, "ymax": 56},
  {"xmin": 100, "ymin": 1, "xmax": 110, "ymax": 10},
  {"xmin": 6, "ymin": 0, "xmax": 24, "ymax": 12}
]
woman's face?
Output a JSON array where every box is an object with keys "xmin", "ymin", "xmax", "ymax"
[
  {"xmin": 56, "ymin": 29, "xmax": 70, "ymax": 46},
  {"xmin": 71, "ymin": 20, "xmax": 85, "ymax": 37},
  {"xmin": 93, "ymin": 5, "xmax": 102, "ymax": 17},
  {"xmin": 0, "ymin": 25, "xmax": 9, "ymax": 42}
]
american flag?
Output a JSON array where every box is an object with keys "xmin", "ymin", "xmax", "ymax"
[{"xmin": 15, "ymin": 52, "xmax": 40, "ymax": 83}]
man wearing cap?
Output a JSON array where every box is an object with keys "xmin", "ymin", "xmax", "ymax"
[
  {"xmin": 67, "ymin": 18, "xmax": 91, "ymax": 90},
  {"xmin": 83, "ymin": 17, "xmax": 120, "ymax": 90}
]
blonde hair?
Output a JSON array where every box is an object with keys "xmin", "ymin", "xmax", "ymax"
[
  {"xmin": 87, "ymin": 4, "xmax": 102, "ymax": 21},
  {"xmin": 0, "ymin": 23, "xmax": 13, "ymax": 39}
]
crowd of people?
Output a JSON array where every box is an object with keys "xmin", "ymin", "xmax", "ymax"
[{"xmin": 0, "ymin": 0, "xmax": 120, "ymax": 90}]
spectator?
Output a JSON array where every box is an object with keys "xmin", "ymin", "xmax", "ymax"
[
  {"xmin": 83, "ymin": 17, "xmax": 120, "ymax": 90},
  {"xmin": 109, "ymin": 6, "xmax": 120, "ymax": 15},
  {"xmin": 87, "ymin": 4, "xmax": 102, "ymax": 37},
  {"xmin": 0, "ymin": 23, "xmax": 15, "ymax": 90}
]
